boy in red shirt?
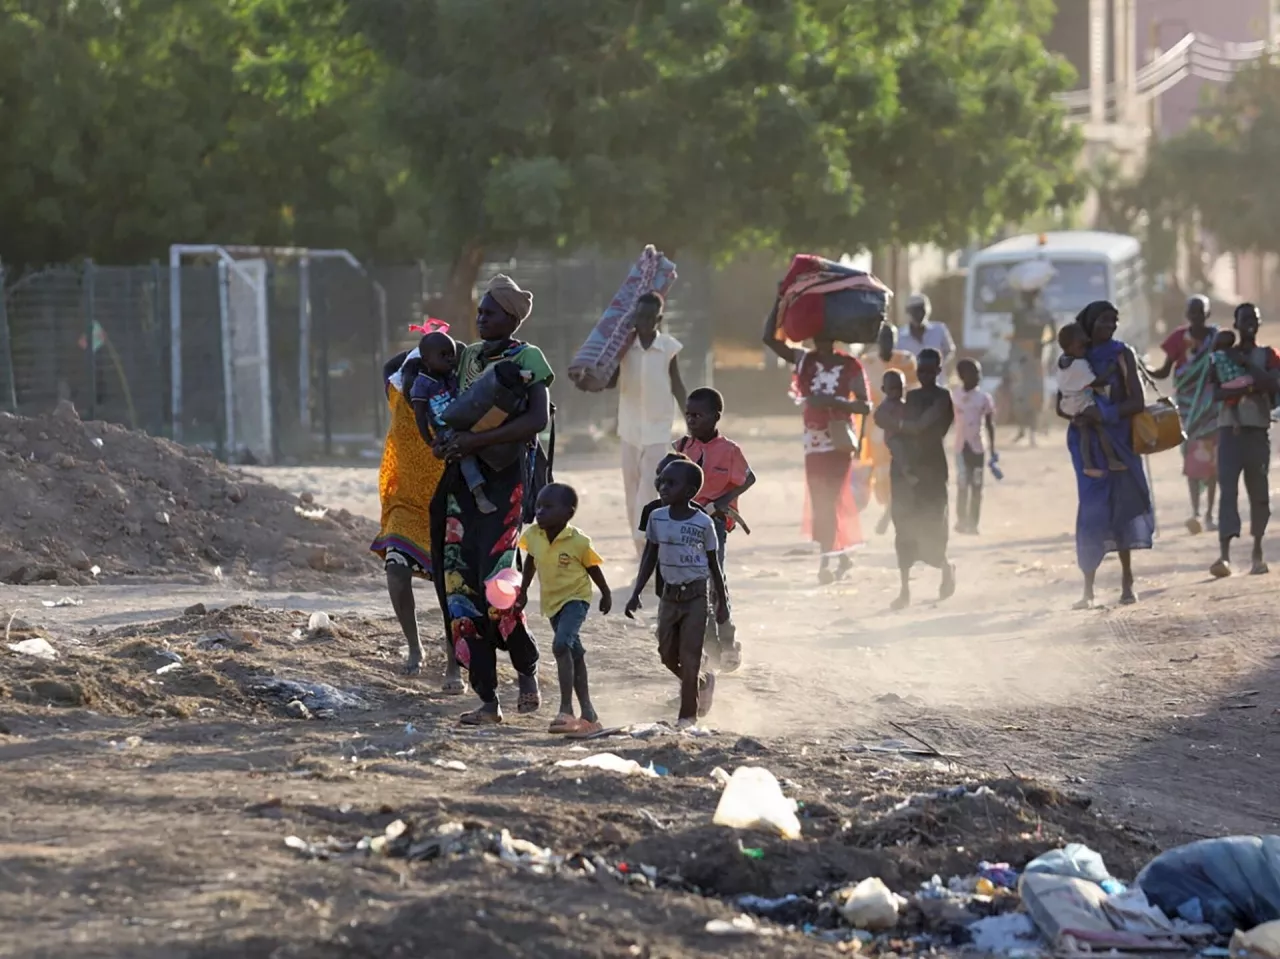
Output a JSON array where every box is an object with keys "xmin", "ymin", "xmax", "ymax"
[{"xmin": 676, "ymin": 388, "xmax": 755, "ymax": 671}]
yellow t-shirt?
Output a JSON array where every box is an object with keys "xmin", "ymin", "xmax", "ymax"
[{"xmin": 518, "ymin": 524, "xmax": 603, "ymax": 618}]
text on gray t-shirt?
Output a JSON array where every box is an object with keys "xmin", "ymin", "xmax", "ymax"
[{"xmin": 645, "ymin": 507, "xmax": 718, "ymax": 586}]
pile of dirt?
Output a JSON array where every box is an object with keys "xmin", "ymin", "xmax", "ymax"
[
  {"xmin": 0, "ymin": 604, "xmax": 416, "ymax": 721},
  {"xmin": 0, "ymin": 404, "xmax": 381, "ymax": 588}
]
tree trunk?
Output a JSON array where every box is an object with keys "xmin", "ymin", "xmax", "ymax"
[{"xmin": 439, "ymin": 241, "xmax": 486, "ymax": 341}]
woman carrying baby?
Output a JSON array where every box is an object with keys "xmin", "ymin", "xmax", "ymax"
[{"xmin": 430, "ymin": 275, "xmax": 555, "ymax": 725}]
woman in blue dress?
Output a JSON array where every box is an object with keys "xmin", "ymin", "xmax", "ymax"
[{"xmin": 1055, "ymin": 300, "xmax": 1155, "ymax": 608}]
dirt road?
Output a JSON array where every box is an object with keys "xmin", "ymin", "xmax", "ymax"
[{"xmin": 2, "ymin": 417, "xmax": 1278, "ymax": 957}]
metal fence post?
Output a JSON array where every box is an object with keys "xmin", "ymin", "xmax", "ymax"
[
  {"xmin": 83, "ymin": 260, "xmax": 97, "ymax": 420},
  {"xmin": 298, "ymin": 254, "xmax": 311, "ymax": 435},
  {"xmin": 169, "ymin": 247, "xmax": 183, "ymax": 443},
  {"xmin": 0, "ymin": 261, "xmax": 16, "ymax": 413},
  {"xmin": 216, "ymin": 260, "xmax": 232, "ymax": 462},
  {"xmin": 320, "ymin": 289, "xmax": 333, "ymax": 457}
]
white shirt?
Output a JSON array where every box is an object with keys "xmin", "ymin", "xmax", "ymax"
[
  {"xmin": 896, "ymin": 322, "xmax": 955, "ymax": 360},
  {"xmin": 951, "ymin": 386, "xmax": 995, "ymax": 453},
  {"xmin": 617, "ymin": 331, "xmax": 682, "ymax": 447},
  {"xmin": 1055, "ymin": 356, "xmax": 1097, "ymax": 417}
]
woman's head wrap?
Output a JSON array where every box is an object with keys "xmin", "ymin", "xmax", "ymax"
[
  {"xmin": 1076, "ymin": 300, "xmax": 1117, "ymax": 339},
  {"xmin": 485, "ymin": 274, "xmax": 533, "ymax": 322}
]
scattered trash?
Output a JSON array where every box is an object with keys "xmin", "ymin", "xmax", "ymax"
[
  {"xmin": 294, "ymin": 505, "xmax": 329, "ymax": 521},
  {"xmin": 7, "ymin": 637, "xmax": 57, "ymax": 660},
  {"xmin": 433, "ymin": 759, "xmax": 467, "ymax": 772},
  {"xmin": 306, "ymin": 611, "xmax": 333, "ymax": 637},
  {"xmin": 154, "ymin": 510, "xmax": 171, "ymax": 526},
  {"xmin": 968, "ymin": 912, "xmax": 1045, "ymax": 955},
  {"xmin": 705, "ymin": 915, "xmax": 773, "ymax": 936},
  {"xmin": 738, "ymin": 894, "xmax": 802, "ymax": 915},
  {"xmin": 285, "ymin": 700, "xmax": 313, "ymax": 720},
  {"xmin": 554, "ymin": 752, "xmax": 659, "ymax": 778},
  {"xmin": 108, "ymin": 735, "xmax": 145, "ymax": 751},
  {"xmin": 283, "ymin": 834, "xmax": 348, "ymax": 860},
  {"xmin": 626, "ymin": 723, "xmax": 668, "ymax": 739},
  {"xmin": 155, "ymin": 661, "xmax": 182, "ymax": 675},
  {"xmin": 979, "ymin": 861, "xmax": 1021, "ymax": 890},
  {"xmin": 835, "ymin": 877, "xmax": 903, "ymax": 931},
  {"xmin": 712, "ymin": 766, "xmax": 802, "ymax": 839},
  {"xmin": 1138, "ymin": 835, "xmax": 1280, "ymax": 935},
  {"xmin": 710, "ymin": 766, "xmax": 732, "ymax": 786},
  {"xmin": 1026, "ymin": 843, "xmax": 1126, "ymax": 894},
  {"xmin": 40, "ymin": 597, "xmax": 81, "ymax": 608},
  {"xmin": 1021, "ymin": 872, "xmax": 1214, "ymax": 952},
  {"xmin": 197, "ymin": 628, "xmax": 261, "ymax": 651},
  {"xmin": 251, "ymin": 678, "xmax": 368, "ymax": 715},
  {"xmin": 1231, "ymin": 918, "xmax": 1280, "ymax": 959},
  {"xmin": 739, "ymin": 843, "xmax": 765, "ymax": 861}
]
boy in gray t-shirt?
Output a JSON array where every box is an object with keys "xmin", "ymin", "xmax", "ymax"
[{"xmin": 626, "ymin": 460, "xmax": 730, "ymax": 726}]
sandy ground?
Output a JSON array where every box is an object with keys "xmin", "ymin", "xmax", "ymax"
[{"xmin": 3, "ymin": 414, "xmax": 1280, "ymax": 957}]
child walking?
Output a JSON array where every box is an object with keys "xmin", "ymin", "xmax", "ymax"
[
  {"xmin": 675, "ymin": 387, "xmax": 753, "ymax": 672},
  {"xmin": 626, "ymin": 459, "xmax": 730, "ymax": 728},
  {"xmin": 516, "ymin": 483, "xmax": 612, "ymax": 736},
  {"xmin": 408, "ymin": 330, "xmax": 498, "ymax": 514},
  {"xmin": 1055, "ymin": 323, "xmax": 1127, "ymax": 478},
  {"xmin": 952, "ymin": 358, "xmax": 997, "ymax": 534},
  {"xmin": 874, "ymin": 370, "xmax": 921, "ymax": 487}
]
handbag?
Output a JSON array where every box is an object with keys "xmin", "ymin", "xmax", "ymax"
[
  {"xmin": 1132, "ymin": 364, "xmax": 1185, "ymax": 456},
  {"xmin": 829, "ymin": 416, "xmax": 858, "ymax": 454}
]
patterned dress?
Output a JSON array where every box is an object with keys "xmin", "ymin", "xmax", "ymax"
[
  {"xmin": 370, "ymin": 357, "xmax": 445, "ymax": 577},
  {"xmin": 430, "ymin": 339, "xmax": 553, "ymax": 703}
]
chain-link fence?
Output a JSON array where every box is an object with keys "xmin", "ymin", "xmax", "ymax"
[{"xmin": 1, "ymin": 252, "xmax": 716, "ymax": 461}]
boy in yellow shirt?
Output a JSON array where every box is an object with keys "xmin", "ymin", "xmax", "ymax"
[{"xmin": 516, "ymin": 483, "xmax": 613, "ymax": 735}]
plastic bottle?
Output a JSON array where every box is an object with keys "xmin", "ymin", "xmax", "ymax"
[{"xmin": 988, "ymin": 452, "xmax": 1004, "ymax": 481}]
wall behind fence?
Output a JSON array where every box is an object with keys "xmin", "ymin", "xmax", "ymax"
[{"xmin": 1, "ymin": 252, "xmax": 716, "ymax": 460}]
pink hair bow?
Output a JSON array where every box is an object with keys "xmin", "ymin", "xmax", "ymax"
[{"xmin": 409, "ymin": 317, "xmax": 450, "ymax": 335}]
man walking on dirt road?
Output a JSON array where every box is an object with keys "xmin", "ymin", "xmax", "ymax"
[
  {"xmin": 1210, "ymin": 303, "xmax": 1280, "ymax": 578},
  {"xmin": 610, "ymin": 293, "xmax": 688, "ymax": 557}
]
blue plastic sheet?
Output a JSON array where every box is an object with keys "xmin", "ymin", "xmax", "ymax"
[{"xmin": 1138, "ymin": 836, "xmax": 1280, "ymax": 935}]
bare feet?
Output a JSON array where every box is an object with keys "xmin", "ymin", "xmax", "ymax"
[
  {"xmin": 1071, "ymin": 597, "xmax": 1094, "ymax": 610},
  {"xmin": 1119, "ymin": 589, "xmax": 1137, "ymax": 605},
  {"xmin": 1251, "ymin": 547, "xmax": 1269, "ymax": 575},
  {"xmin": 403, "ymin": 651, "xmax": 423, "ymax": 677},
  {"xmin": 817, "ymin": 566, "xmax": 835, "ymax": 586},
  {"xmin": 835, "ymin": 555, "xmax": 854, "ymax": 581},
  {"xmin": 1185, "ymin": 516, "xmax": 1203, "ymax": 535},
  {"xmin": 889, "ymin": 591, "xmax": 910, "ymax": 612},
  {"xmin": 1210, "ymin": 559, "xmax": 1232, "ymax": 579},
  {"xmin": 441, "ymin": 668, "xmax": 465, "ymax": 695}
]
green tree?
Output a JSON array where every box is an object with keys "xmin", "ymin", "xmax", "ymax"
[
  {"xmin": 348, "ymin": 0, "xmax": 1082, "ymax": 321},
  {"xmin": 0, "ymin": 0, "xmax": 399, "ymax": 269}
]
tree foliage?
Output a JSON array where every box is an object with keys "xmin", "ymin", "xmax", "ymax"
[
  {"xmin": 1137, "ymin": 60, "xmax": 1280, "ymax": 262},
  {"xmin": 1, "ymin": 0, "xmax": 1083, "ymax": 308}
]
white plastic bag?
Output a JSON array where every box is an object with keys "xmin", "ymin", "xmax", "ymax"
[
  {"xmin": 712, "ymin": 767, "xmax": 802, "ymax": 839},
  {"xmin": 1007, "ymin": 259, "xmax": 1056, "ymax": 293},
  {"xmin": 554, "ymin": 752, "xmax": 658, "ymax": 778},
  {"xmin": 836, "ymin": 877, "xmax": 902, "ymax": 931}
]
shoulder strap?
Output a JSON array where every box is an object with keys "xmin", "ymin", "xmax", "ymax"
[{"xmin": 546, "ymin": 402, "xmax": 556, "ymax": 480}]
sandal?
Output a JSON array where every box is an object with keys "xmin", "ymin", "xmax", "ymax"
[
  {"xmin": 567, "ymin": 720, "xmax": 604, "ymax": 739},
  {"xmin": 517, "ymin": 690, "xmax": 542, "ymax": 715},
  {"xmin": 548, "ymin": 713, "xmax": 581, "ymax": 735},
  {"xmin": 459, "ymin": 706, "xmax": 502, "ymax": 726},
  {"xmin": 697, "ymin": 672, "xmax": 716, "ymax": 718}
]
